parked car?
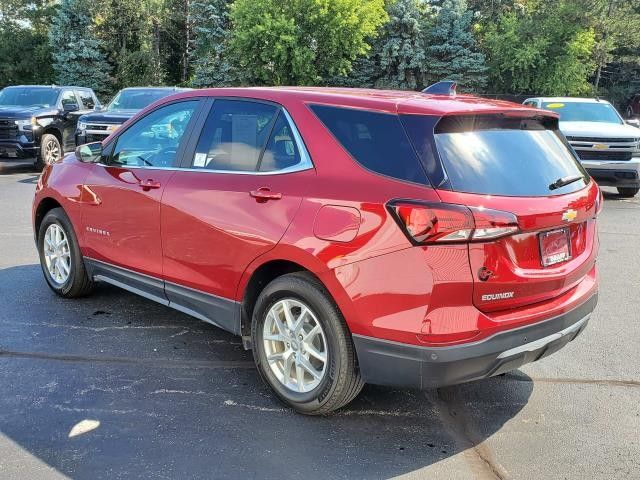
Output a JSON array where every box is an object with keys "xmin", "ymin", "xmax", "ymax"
[
  {"xmin": 33, "ymin": 87, "xmax": 600, "ymax": 414},
  {"xmin": 625, "ymin": 93, "xmax": 640, "ymax": 119},
  {"xmin": 524, "ymin": 97, "xmax": 640, "ymax": 197},
  {"xmin": 0, "ymin": 85, "xmax": 100, "ymax": 169},
  {"xmin": 75, "ymin": 87, "xmax": 188, "ymax": 146}
]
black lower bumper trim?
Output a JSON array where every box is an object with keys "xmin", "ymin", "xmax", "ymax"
[
  {"xmin": 586, "ymin": 168, "xmax": 640, "ymax": 187},
  {"xmin": 353, "ymin": 293, "xmax": 597, "ymax": 389}
]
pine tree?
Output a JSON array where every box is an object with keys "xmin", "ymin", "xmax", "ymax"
[
  {"xmin": 49, "ymin": 0, "xmax": 113, "ymax": 95},
  {"xmin": 191, "ymin": 0, "xmax": 236, "ymax": 87},
  {"xmin": 374, "ymin": 0, "xmax": 431, "ymax": 90},
  {"xmin": 423, "ymin": 0, "xmax": 487, "ymax": 91}
]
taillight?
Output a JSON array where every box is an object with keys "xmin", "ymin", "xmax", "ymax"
[{"xmin": 388, "ymin": 200, "xmax": 519, "ymax": 245}]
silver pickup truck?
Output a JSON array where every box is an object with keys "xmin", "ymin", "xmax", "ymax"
[{"xmin": 524, "ymin": 97, "xmax": 640, "ymax": 197}]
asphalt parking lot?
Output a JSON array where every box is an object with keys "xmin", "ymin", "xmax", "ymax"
[{"xmin": 0, "ymin": 162, "xmax": 638, "ymax": 480}]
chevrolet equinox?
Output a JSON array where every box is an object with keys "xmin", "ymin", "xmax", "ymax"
[{"xmin": 33, "ymin": 87, "xmax": 600, "ymax": 414}]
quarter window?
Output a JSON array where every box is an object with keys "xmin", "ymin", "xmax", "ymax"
[
  {"xmin": 110, "ymin": 101, "xmax": 198, "ymax": 168},
  {"xmin": 192, "ymin": 99, "xmax": 278, "ymax": 171},
  {"xmin": 310, "ymin": 104, "xmax": 428, "ymax": 184}
]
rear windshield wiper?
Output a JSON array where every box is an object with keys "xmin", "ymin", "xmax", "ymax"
[{"xmin": 549, "ymin": 174, "xmax": 584, "ymax": 191}]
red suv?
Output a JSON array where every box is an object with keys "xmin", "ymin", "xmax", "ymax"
[{"xmin": 33, "ymin": 87, "xmax": 600, "ymax": 414}]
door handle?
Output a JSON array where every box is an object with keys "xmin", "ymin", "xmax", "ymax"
[
  {"xmin": 139, "ymin": 179, "xmax": 161, "ymax": 191},
  {"xmin": 250, "ymin": 188, "xmax": 282, "ymax": 202}
]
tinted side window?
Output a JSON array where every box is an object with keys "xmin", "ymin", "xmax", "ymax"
[
  {"xmin": 192, "ymin": 99, "xmax": 277, "ymax": 171},
  {"xmin": 310, "ymin": 105, "xmax": 428, "ymax": 184},
  {"xmin": 77, "ymin": 90, "xmax": 96, "ymax": 109},
  {"xmin": 110, "ymin": 101, "xmax": 198, "ymax": 168},
  {"xmin": 258, "ymin": 112, "xmax": 301, "ymax": 172}
]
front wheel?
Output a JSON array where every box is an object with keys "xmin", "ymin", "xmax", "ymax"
[
  {"xmin": 251, "ymin": 272, "xmax": 363, "ymax": 415},
  {"xmin": 35, "ymin": 133, "xmax": 62, "ymax": 171},
  {"xmin": 617, "ymin": 187, "xmax": 639, "ymax": 198},
  {"xmin": 37, "ymin": 208, "xmax": 93, "ymax": 297}
]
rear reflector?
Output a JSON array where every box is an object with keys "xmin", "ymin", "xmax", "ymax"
[{"xmin": 388, "ymin": 200, "xmax": 519, "ymax": 245}]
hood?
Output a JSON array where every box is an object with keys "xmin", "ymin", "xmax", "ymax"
[
  {"xmin": 0, "ymin": 105, "xmax": 57, "ymax": 119},
  {"xmin": 559, "ymin": 121, "xmax": 640, "ymax": 138},
  {"xmin": 79, "ymin": 109, "xmax": 139, "ymax": 124}
]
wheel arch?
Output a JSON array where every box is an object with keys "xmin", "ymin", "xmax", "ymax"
[
  {"xmin": 238, "ymin": 250, "xmax": 357, "ymax": 348},
  {"xmin": 42, "ymin": 127, "xmax": 63, "ymax": 146},
  {"xmin": 34, "ymin": 197, "xmax": 63, "ymax": 237}
]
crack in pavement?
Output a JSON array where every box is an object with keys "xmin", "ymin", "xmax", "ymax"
[
  {"xmin": 425, "ymin": 389, "xmax": 510, "ymax": 480},
  {"xmin": 0, "ymin": 348, "xmax": 255, "ymax": 369},
  {"xmin": 510, "ymin": 375, "xmax": 640, "ymax": 388}
]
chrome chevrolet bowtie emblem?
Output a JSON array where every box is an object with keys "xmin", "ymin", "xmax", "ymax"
[{"xmin": 562, "ymin": 209, "xmax": 577, "ymax": 222}]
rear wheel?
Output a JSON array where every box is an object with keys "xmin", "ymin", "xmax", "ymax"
[
  {"xmin": 617, "ymin": 187, "xmax": 639, "ymax": 198},
  {"xmin": 35, "ymin": 133, "xmax": 62, "ymax": 171},
  {"xmin": 251, "ymin": 272, "xmax": 363, "ymax": 414},
  {"xmin": 37, "ymin": 208, "xmax": 93, "ymax": 297}
]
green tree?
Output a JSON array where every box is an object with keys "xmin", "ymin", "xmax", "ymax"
[
  {"xmin": 423, "ymin": 0, "xmax": 487, "ymax": 91},
  {"xmin": 229, "ymin": 0, "xmax": 388, "ymax": 85},
  {"xmin": 191, "ymin": 0, "xmax": 236, "ymax": 87},
  {"xmin": 49, "ymin": 0, "xmax": 113, "ymax": 95},
  {"xmin": 481, "ymin": 1, "xmax": 597, "ymax": 95},
  {"xmin": 374, "ymin": 0, "xmax": 432, "ymax": 90},
  {"xmin": 0, "ymin": 0, "xmax": 55, "ymax": 86}
]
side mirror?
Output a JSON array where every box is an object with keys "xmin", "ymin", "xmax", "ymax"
[
  {"xmin": 75, "ymin": 142, "xmax": 103, "ymax": 163},
  {"xmin": 626, "ymin": 118, "xmax": 640, "ymax": 128},
  {"xmin": 63, "ymin": 102, "xmax": 79, "ymax": 113}
]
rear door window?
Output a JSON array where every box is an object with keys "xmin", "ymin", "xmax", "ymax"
[
  {"xmin": 77, "ymin": 90, "xmax": 96, "ymax": 110},
  {"xmin": 192, "ymin": 99, "xmax": 278, "ymax": 171},
  {"xmin": 404, "ymin": 114, "xmax": 589, "ymax": 196},
  {"xmin": 310, "ymin": 104, "xmax": 428, "ymax": 184}
]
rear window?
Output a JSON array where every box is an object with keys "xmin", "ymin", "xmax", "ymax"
[
  {"xmin": 403, "ymin": 114, "xmax": 589, "ymax": 196},
  {"xmin": 310, "ymin": 104, "xmax": 428, "ymax": 184}
]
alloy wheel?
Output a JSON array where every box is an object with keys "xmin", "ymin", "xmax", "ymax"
[
  {"xmin": 44, "ymin": 138, "xmax": 61, "ymax": 164},
  {"xmin": 43, "ymin": 223, "xmax": 71, "ymax": 284},
  {"xmin": 262, "ymin": 298, "xmax": 328, "ymax": 393}
]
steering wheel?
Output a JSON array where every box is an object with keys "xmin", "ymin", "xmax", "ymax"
[{"xmin": 142, "ymin": 146, "xmax": 178, "ymax": 167}]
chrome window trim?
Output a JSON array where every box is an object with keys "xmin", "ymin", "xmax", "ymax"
[{"xmin": 98, "ymin": 104, "xmax": 314, "ymax": 176}]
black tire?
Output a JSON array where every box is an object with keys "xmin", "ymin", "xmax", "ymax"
[
  {"xmin": 251, "ymin": 272, "xmax": 363, "ymax": 415},
  {"xmin": 35, "ymin": 133, "xmax": 62, "ymax": 171},
  {"xmin": 617, "ymin": 187, "xmax": 639, "ymax": 198},
  {"xmin": 37, "ymin": 207, "xmax": 93, "ymax": 298}
]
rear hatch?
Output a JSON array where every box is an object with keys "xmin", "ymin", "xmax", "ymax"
[{"xmin": 401, "ymin": 112, "xmax": 600, "ymax": 313}]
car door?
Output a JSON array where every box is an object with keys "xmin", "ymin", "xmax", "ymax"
[
  {"xmin": 81, "ymin": 99, "xmax": 202, "ymax": 301},
  {"xmin": 161, "ymin": 99, "xmax": 315, "ymax": 333}
]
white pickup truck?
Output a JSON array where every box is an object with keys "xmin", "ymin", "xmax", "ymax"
[{"xmin": 524, "ymin": 97, "xmax": 640, "ymax": 197}]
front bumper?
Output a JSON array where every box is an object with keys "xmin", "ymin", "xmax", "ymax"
[
  {"xmin": 353, "ymin": 293, "xmax": 597, "ymax": 389},
  {"xmin": 582, "ymin": 158, "xmax": 640, "ymax": 187},
  {"xmin": 0, "ymin": 139, "xmax": 38, "ymax": 160}
]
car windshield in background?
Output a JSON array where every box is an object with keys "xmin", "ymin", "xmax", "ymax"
[
  {"xmin": 404, "ymin": 114, "xmax": 588, "ymax": 197},
  {"xmin": 0, "ymin": 87, "xmax": 59, "ymax": 107},
  {"xmin": 542, "ymin": 101, "xmax": 622, "ymax": 124},
  {"xmin": 107, "ymin": 90, "xmax": 175, "ymax": 111}
]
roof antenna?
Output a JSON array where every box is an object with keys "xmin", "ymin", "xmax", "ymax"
[{"xmin": 422, "ymin": 81, "xmax": 457, "ymax": 96}]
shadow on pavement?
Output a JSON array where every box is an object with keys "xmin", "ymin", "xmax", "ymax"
[{"xmin": 0, "ymin": 264, "xmax": 534, "ymax": 479}]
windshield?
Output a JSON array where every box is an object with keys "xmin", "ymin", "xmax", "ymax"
[
  {"xmin": 402, "ymin": 114, "xmax": 589, "ymax": 197},
  {"xmin": 108, "ymin": 90, "xmax": 174, "ymax": 111},
  {"xmin": 0, "ymin": 87, "xmax": 59, "ymax": 107},
  {"xmin": 542, "ymin": 101, "xmax": 622, "ymax": 124}
]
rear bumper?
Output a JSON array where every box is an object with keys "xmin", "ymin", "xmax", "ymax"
[
  {"xmin": 353, "ymin": 293, "xmax": 597, "ymax": 389},
  {"xmin": 582, "ymin": 158, "xmax": 640, "ymax": 187}
]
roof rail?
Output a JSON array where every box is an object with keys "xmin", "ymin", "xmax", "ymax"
[{"xmin": 422, "ymin": 81, "xmax": 457, "ymax": 96}]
